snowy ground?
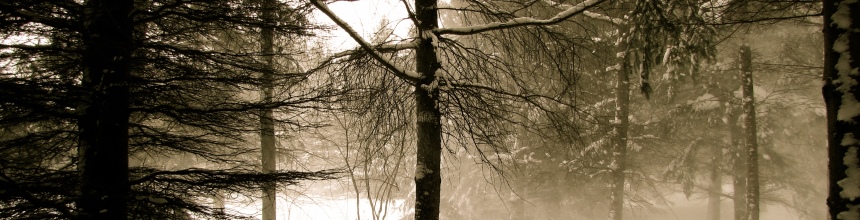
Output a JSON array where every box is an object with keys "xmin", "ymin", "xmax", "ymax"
[
  {"xmin": 223, "ymin": 195, "xmax": 808, "ymax": 220},
  {"xmin": 226, "ymin": 196, "xmax": 406, "ymax": 220}
]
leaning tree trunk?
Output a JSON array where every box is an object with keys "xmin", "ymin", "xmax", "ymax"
[
  {"xmin": 823, "ymin": 0, "xmax": 860, "ymax": 219},
  {"xmin": 608, "ymin": 49, "xmax": 631, "ymax": 220},
  {"xmin": 739, "ymin": 44, "xmax": 760, "ymax": 220},
  {"xmin": 259, "ymin": 0, "xmax": 277, "ymax": 219},
  {"xmin": 414, "ymin": 0, "xmax": 442, "ymax": 220},
  {"xmin": 78, "ymin": 0, "xmax": 133, "ymax": 219}
]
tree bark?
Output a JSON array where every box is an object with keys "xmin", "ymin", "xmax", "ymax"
[
  {"xmin": 823, "ymin": 0, "xmax": 860, "ymax": 219},
  {"xmin": 707, "ymin": 140, "xmax": 723, "ymax": 220},
  {"xmin": 728, "ymin": 102, "xmax": 748, "ymax": 220},
  {"xmin": 259, "ymin": 0, "xmax": 277, "ymax": 219},
  {"xmin": 414, "ymin": 0, "xmax": 442, "ymax": 220},
  {"xmin": 739, "ymin": 44, "xmax": 759, "ymax": 220},
  {"xmin": 77, "ymin": 0, "xmax": 133, "ymax": 219},
  {"xmin": 608, "ymin": 50, "xmax": 631, "ymax": 220}
]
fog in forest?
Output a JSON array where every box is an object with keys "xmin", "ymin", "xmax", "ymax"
[{"xmin": 0, "ymin": 0, "xmax": 839, "ymax": 220}]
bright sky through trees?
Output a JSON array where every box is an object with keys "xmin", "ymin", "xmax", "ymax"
[{"xmin": 312, "ymin": 0, "xmax": 411, "ymax": 50}]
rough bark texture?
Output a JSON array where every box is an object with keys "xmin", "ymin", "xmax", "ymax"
[
  {"xmin": 823, "ymin": 0, "xmax": 860, "ymax": 219},
  {"xmin": 739, "ymin": 44, "xmax": 759, "ymax": 220},
  {"xmin": 260, "ymin": 0, "xmax": 277, "ymax": 219},
  {"xmin": 608, "ymin": 52, "xmax": 630, "ymax": 220},
  {"xmin": 729, "ymin": 102, "xmax": 748, "ymax": 220},
  {"xmin": 414, "ymin": 0, "xmax": 442, "ymax": 220},
  {"xmin": 78, "ymin": 0, "xmax": 133, "ymax": 219}
]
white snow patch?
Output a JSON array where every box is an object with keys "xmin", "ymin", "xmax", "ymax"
[
  {"xmin": 420, "ymin": 78, "xmax": 440, "ymax": 91},
  {"xmin": 834, "ymin": 34, "xmax": 858, "ymax": 94},
  {"xmin": 415, "ymin": 163, "xmax": 432, "ymax": 180},
  {"xmin": 839, "ymin": 204, "xmax": 860, "ymax": 220},
  {"xmin": 832, "ymin": 0, "xmax": 856, "ymax": 29},
  {"xmin": 733, "ymin": 85, "xmax": 769, "ymax": 100},
  {"xmin": 662, "ymin": 47, "xmax": 672, "ymax": 64},
  {"xmin": 608, "ymin": 160, "xmax": 618, "ymax": 170},
  {"xmin": 845, "ymin": 133, "xmax": 859, "ymax": 146},
  {"xmin": 688, "ymin": 93, "xmax": 720, "ymax": 111},
  {"xmin": 433, "ymin": 0, "xmax": 602, "ymax": 34},
  {"xmin": 543, "ymin": 0, "xmax": 624, "ymax": 24},
  {"xmin": 606, "ymin": 64, "xmax": 621, "ymax": 72},
  {"xmin": 839, "ymin": 146, "xmax": 860, "ymax": 200},
  {"xmin": 834, "ymin": 33, "xmax": 851, "ymax": 53}
]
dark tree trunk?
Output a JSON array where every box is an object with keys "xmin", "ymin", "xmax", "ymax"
[
  {"xmin": 259, "ymin": 0, "xmax": 277, "ymax": 219},
  {"xmin": 608, "ymin": 51, "xmax": 630, "ymax": 220},
  {"xmin": 414, "ymin": 0, "xmax": 442, "ymax": 220},
  {"xmin": 823, "ymin": 0, "xmax": 860, "ymax": 219},
  {"xmin": 78, "ymin": 0, "xmax": 133, "ymax": 219},
  {"xmin": 729, "ymin": 102, "xmax": 747, "ymax": 220},
  {"xmin": 739, "ymin": 44, "xmax": 760, "ymax": 220}
]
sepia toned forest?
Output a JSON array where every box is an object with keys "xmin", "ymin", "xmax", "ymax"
[{"xmin": 0, "ymin": 0, "xmax": 857, "ymax": 220}]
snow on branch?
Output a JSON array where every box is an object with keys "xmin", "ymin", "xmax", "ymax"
[
  {"xmin": 310, "ymin": 0, "xmax": 422, "ymax": 83},
  {"xmin": 434, "ymin": 0, "xmax": 605, "ymax": 35},
  {"xmin": 374, "ymin": 40, "xmax": 419, "ymax": 51},
  {"xmin": 542, "ymin": 0, "xmax": 623, "ymax": 25},
  {"xmin": 332, "ymin": 40, "xmax": 419, "ymax": 58}
]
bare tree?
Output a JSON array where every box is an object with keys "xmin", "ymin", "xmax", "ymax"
[{"xmin": 311, "ymin": 0, "xmax": 606, "ymax": 219}]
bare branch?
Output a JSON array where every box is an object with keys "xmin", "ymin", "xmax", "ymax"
[
  {"xmin": 309, "ymin": 0, "xmax": 422, "ymax": 83},
  {"xmin": 542, "ymin": 0, "xmax": 623, "ymax": 25},
  {"xmin": 434, "ymin": 0, "xmax": 605, "ymax": 35},
  {"xmin": 332, "ymin": 40, "xmax": 419, "ymax": 58}
]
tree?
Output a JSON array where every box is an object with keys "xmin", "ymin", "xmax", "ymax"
[
  {"xmin": 823, "ymin": 0, "xmax": 860, "ymax": 219},
  {"xmin": 77, "ymin": 0, "xmax": 134, "ymax": 218},
  {"xmin": 730, "ymin": 100, "xmax": 748, "ymax": 220},
  {"xmin": 540, "ymin": 1, "xmax": 717, "ymax": 219},
  {"xmin": 608, "ymin": 37, "xmax": 631, "ymax": 220},
  {"xmin": 258, "ymin": 0, "xmax": 278, "ymax": 219},
  {"xmin": 311, "ymin": 0, "xmax": 606, "ymax": 219},
  {"xmin": 739, "ymin": 44, "xmax": 760, "ymax": 220},
  {"xmin": 0, "ymin": 1, "xmax": 338, "ymax": 219}
]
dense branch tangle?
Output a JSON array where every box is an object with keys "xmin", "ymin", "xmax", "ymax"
[
  {"xmin": 0, "ymin": 0, "xmax": 342, "ymax": 219},
  {"xmin": 311, "ymin": 0, "xmax": 607, "ymax": 219}
]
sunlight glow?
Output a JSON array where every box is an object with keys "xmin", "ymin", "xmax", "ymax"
[{"xmin": 312, "ymin": 0, "xmax": 412, "ymax": 51}]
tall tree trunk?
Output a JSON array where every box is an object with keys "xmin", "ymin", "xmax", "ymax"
[
  {"xmin": 78, "ymin": 0, "xmax": 133, "ymax": 219},
  {"xmin": 414, "ymin": 0, "xmax": 442, "ymax": 220},
  {"xmin": 707, "ymin": 140, "xmax": 723, "ymax": 220},
  {"xmin": 608, "ymin": 51, "xmax": 631, "ymax": 220},
  {"xmin": 739, "ymin": 44, "xmax": 760, "ymax": 220},
  {"xmin": 259, "ymin": 1, "xmax": 277, "ymax": 219},
  {"xmin": 823, "ymin": 0, "xmax": 860, "ymax": 219},
  {"xmin": 729, "ymin": 102, "xmax": 747, "ymax": 220}
]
